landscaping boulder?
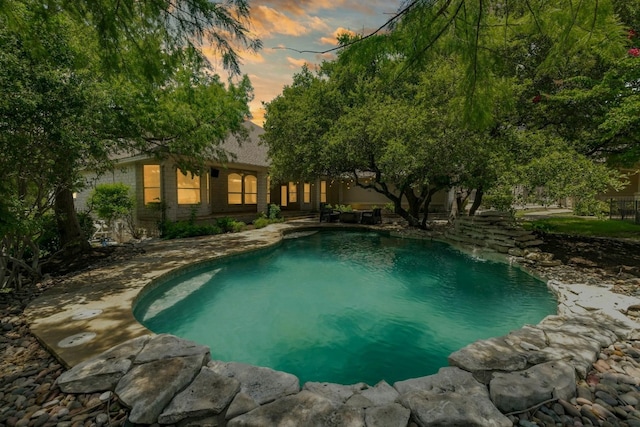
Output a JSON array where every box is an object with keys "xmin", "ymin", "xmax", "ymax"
[
  {"xmin": 395, "ymin": 367, "xmax": 511, "ymax": 427},
  {"xmin": 227, "ymin": 391, "xmax": 333, "ymax": 426},
  {"xmin": 158, "ymin": 366, "xmax": 241, "ymax": 424},
  {"xmin": 56, "ymin": 335, "xmax": 150, "ymax": 393},
  {"xmin": 490, "ymin": 360, "xmax": 576, "ymax": 413},
  {"xmin": 208, "ymin": 360, "xmax": 299, "ymax": 405},
  {"xmin": 115, "ymin": 355, "xmax": 205, "ymax": 424}
]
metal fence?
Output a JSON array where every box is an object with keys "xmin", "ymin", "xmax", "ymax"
[{"xmin": 605, "ymin": 197, "xmax": 640, "ymax": 223}]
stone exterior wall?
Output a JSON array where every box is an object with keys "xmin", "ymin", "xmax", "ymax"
[{"xmin": 445, "ymin": 211, "xmax": 543, "ymax": 254}]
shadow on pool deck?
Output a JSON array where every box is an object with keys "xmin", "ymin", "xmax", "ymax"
[{"xmin": 24, "ymin": 220, "xmax": 388, "ymax": 368}]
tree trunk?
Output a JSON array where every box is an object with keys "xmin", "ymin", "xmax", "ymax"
[
  {"xmin": 420, "ymin": 187, "xmax": 438, "ymax": 229},
  {"xmin": 55, "ymin": 186, "xmax": 91, "ymax": 257},
  {"xmin": 468, "ymin": 186, "xmax": 484, "ymax": 216},
  {"xmin": 455, "ymin": 189, "xmax": 470, "ymax": 217}
]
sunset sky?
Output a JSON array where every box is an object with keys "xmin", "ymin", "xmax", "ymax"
[{"xmin": 205, "ymin": 0, "xmax": 406, "ymax": 125}]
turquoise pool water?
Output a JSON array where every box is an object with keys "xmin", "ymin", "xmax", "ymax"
[{"xmin": 134, "ymin": 230, "xmax": 557, "ymax": 385}]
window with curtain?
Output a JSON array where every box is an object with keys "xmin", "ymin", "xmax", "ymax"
[
  {"xmin": 177, "ymin": 170, "xmax": 201, "ymax": 204},
  {"xmin": 228, "ymin": 173, "xmax": 242, "ymax": 204},
  {"xmin": 244, "ymin": 175, "xmax": 257, "ymax": 204},
  {"xmin": 266, "ymin": 175, "xmax": 271, "ymax": 204},
  {"xmin": 303, "ymin": 183, "xmax": 311, "ymax": 203},
  {"xmin": 143, "ymin": 165, "xmax": 161, "ymax": 204},
  {"xmin": 320, "ymin": 180, "xmax": 327, "ymax": 203},
  {"xmin": 289, "ymin": 182, "xmax": 297, "ymax": 203}
]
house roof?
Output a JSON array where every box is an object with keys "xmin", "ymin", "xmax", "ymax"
[
  {"xmin": 219, "ymin": 121, "xmax": 268, "ymax": 168},
  {"xmin": 111, "ymin": 121, "xmax": 268, "ymax": 168}
]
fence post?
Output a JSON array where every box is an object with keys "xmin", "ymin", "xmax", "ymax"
[{"xmin": 610, "ymin": 198, "xmax": 613, "ymax": 220}]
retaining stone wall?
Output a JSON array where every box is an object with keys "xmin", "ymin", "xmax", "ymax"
[{"xmin": 445, "ymin": 211, "xmax": 543, "ymax": 254}]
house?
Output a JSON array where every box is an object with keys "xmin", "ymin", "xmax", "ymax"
[
  {"xmin": 74, "ymin": 121, "xmax": 453, "ymax": 235},
  {"xmin": 74, "ymin": 122, "xmax": 275, "ymax": 233}
]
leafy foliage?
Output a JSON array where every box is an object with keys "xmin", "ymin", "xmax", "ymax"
[
  {"xmin": 89, "ymin": 184, "xmax": 135, "ymax": 225},
  {"xmin": 0, "ymin": 0, "xmax": 260, "ymax": 287},
  {"xmin": 161, "ymin": 221, "xmax": 222, "ymax": 240},
  {"xmin": 263, "ymin": 0, "xmax": 633, "ymax": 227}
]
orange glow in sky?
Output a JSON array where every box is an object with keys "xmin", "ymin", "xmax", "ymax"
[{"xmin": 203, "ymin": 0, "xmax": 404, "ymax": 126}]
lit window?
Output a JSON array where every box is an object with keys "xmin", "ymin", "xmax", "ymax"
[
  {"xmin": 205, "ymin": 173, "xmax": 210, "ymax": 204},
  {"xmin": 266, "ymin": 176, "xmax": 271, "ymax": 204},
  {"xmin": 320, "ymin": 181, "xmax": 327, "ymax": 203},
  {"xmin": 228, "ymin": 173, "xmax": 242, "ymax": 205},
  {"xmin": 177, "ymin": 170, "xmax": 201, "ymax": 204},
  {"xmin": 303, "ymin": 183, "xmax": 311, "ymax": 203},
  {"xmin": 144, "ymin": 165, "xmax": 161, "ymax": 204},
  {"xmin": 245, "ymin": 175, "xmax": 257, "ymax": 204},
  {"xmin": 289, "ymin": 182, "xmax": 297, "ymax": 203}
]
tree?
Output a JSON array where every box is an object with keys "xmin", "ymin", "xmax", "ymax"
[
  {"xmin": 264, "ymin": 1, "xmax": 631, "ymax": 226},
  {"xmin": 0, "ymin": 0, "xmax": 258, "ymax": 288}
]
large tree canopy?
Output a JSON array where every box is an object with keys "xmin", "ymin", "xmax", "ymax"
[
  {"xmin": 263, "ymin": 0, "xmax": 632, "ymax": 227},
  {"xmin": 0, "ymin": 0, "xmax": 259, "ymax": 289}
]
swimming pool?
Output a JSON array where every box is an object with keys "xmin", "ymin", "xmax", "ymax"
[{"xmin": 134, "ymin": 230, "xmax": 557, "ymax": 385}]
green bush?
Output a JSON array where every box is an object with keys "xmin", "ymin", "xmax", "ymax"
[
  {"xmin": 89, "ymin": 183, "xmax": 134, "ymax": 223},
  {"xmin": 230, "ymin": 221, "xmax": 246, "ymax": 233},
  {"xmin": 573, "ymin": 198, "xmax": 609, "ymax": 218},
  {"xmin": 162, "ymin": 221, "xmax": 221, "ymax": 239},
  {"xmin": 253, "ymin": 216, "xmax": 284, "ymax": 229},
  {"xmin": 253, "ymin": 217, "xmax": 270, "ymax": 229},
  {"xmin": 216, "ymin": 217, "xmax": 246, "ymax": 233},
  {"xmin": 267, "ymin": 204, "xmax": 281, "ymax": 220}
]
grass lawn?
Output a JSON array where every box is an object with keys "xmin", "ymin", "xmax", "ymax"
[{"xmin": 521, "ymin": 216, "xmax": 640, "ymax": 239}]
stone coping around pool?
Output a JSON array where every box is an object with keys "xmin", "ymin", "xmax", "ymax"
[{"xmin": 25, "ymin": 220, "xmax": 640, "ymax": 425}]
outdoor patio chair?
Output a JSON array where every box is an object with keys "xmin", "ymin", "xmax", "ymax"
[
  {"xmin": 361, "ymin": 208, "xmax": 382, "ymax": 225},
  {"xmin": 319, "ymin": 203, "xmax": 340, "ymax": 223}
]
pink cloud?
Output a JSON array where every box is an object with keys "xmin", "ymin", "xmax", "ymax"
[
  {"xmin": 250, "ymin": 5, "xmax": 310, "ymax": 38},
  {"xmin": 319, "ymin": 27, "xmax": 356, "ymax": 46},
  {"xmin": 253, "ymin": 0, "xmax": 377, "ymax": 15},
  {"xmin": 286, "ymin": 57, "xmax": 309, "ymax": 68}
]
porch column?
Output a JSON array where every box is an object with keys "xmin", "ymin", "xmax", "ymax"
[{"xmin": 257, "ymin": 170, "xmax": 268, "ymax": 214}]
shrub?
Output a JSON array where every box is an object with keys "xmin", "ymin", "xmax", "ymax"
[
  {"xmin": 162, "ymin": 221, "xmax": 221, "ymax": 239},
  {"xmin": 267, "ymin": 204, "xmax": 281, "ymax": 220},
  {"xmin": 214, "ymin": 217, "xmax": 246, "ymax": 233},
  {"xmin": 89, "ymin": 183, "xmax": 134, "ymax": 224},
  {"xmin": 230, "ymin": 221, "xmax": 246, "ymax": 233},
  {"xmin": 88, "ymin": 183, "xmax": 136, "ymax": 241},
  {"xmin": 573, "ymin": 198, "xmax": 609, "ymax": 218}
]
